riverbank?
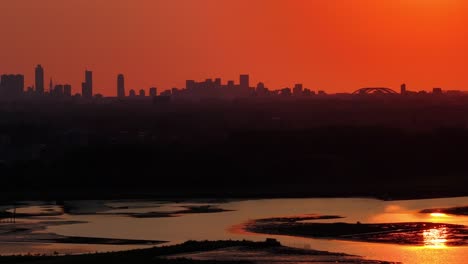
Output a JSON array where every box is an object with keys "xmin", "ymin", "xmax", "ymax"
[
  {"xmin": 244, "ymin": 215, "xmax": 468, "ymax": 246},
  {"xmin": 0, "ymin": 240, "xmax": 398, "ymax": 264}
]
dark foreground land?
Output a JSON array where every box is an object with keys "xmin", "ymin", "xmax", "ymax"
[
  {"xmin": 0, "ymin": 240, "xmax": 397, "ymax": 264},
  {"xmin": 421, "ymin": 205, "xmax": 468, "ymax": 216},
  {"xmin": 2, "ymin": 96, "xmax": 468, "ymax": 201},
  {"xmin": 245, "ymin": 215, "xmax": 468, "ymax": 246}
]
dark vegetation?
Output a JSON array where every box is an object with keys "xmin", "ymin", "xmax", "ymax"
[
  {"xmin": 0, "ymin": 240, "xmax": 279, "ymax": 264},
  {"xmin": 2, "ymin": 97, "xmax": 468, "ymax": 201}
]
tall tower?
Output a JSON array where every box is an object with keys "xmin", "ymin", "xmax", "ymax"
[
  {"xmin": 400, "ymin": 83, "xmax": 407, "ymax": 95},
  {"xmin": 35, "ymin": 65, "xmax": 44, "ymax": 95},
  {"xmin": 240, "ymin": 74, "xmax": 249, "ymax": 89},
  {"xmin": 149, "ymin": 87, "xmax": 157, "ymax": 97},
  {"xmin": 85, "ymin": 70, "xmax": 93, "ymax": 96},
  {"xmin": 117, "ymin": 74, "xmax": 125, "ymax": 98},
  {"xmin": 64, "ymin": 84, "xmax": 72, "ymax": 96},
  {"xmin": 82, "ymin": 70, "xmax": 93, "ymax": 99}
]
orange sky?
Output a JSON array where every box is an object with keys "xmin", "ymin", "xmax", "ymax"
[{"xmin": 1, "ymin": 0, "xmax": 468, "ymax": 96}]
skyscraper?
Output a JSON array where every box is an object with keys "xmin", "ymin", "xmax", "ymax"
[
  {"xmin": 240, "ymin": 74, "xmax": 249, "ymax": 90},
  {"xmin": 117, "ymin": 74, "xmax": 125, "ymax": 98},
  {"xmin": 82, "ymin": 70, "xmax": 93, "ymax": 99},
  {"xmin": 35, "ymin": 65, "xmax": 44, "ymax": 95},
  {"xmin": 401, "ymin": 84, "xmax": 407, "ymax": 95},
  {"xmin": 86, "ymin": 70, "xmax": 93, "ymax": 96},
  {"xmin": 149, "ymin": 87, "xmax": 157, "ymax": 97}
]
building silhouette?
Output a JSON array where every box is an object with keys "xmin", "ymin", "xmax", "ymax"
[
  {"xmin": 256, "ymin": 82, "xmax": 267, "ymax": 96},
  {"xmin": 160, "ymin": 90, "xmax": 171, "ymax": 96},
  {"xmin": 149, "ymin": 87, "xmax": 157, "ymax": 97},
  {"xmin": 0, "ymin": 74, "xmax": 24, "ymax": 97},
  {"xmin": 1, "ymin": 66, "xmax": 458, "ymax": 101},
  {"xmin": 117, "ymin": 74, "xmax": 125, "ymax": 98},
  {"xmin": 81, "ymin": 70, "xmax": 93, "ymax": 99},
  {"xmin": 179, "ymin": 74, "xmax": 257, "ymax": 99},
  {"xmin": 49, "ymin": 78, "xmax": 53, "ymax": 93},
  {"xmin": 303, "ymin": 88, "xmax": 313, "ymax": 96},
  {"xmin": 293, "ymin": 84, "xmax": 303, "ymax": 96},
  {"xmin": 26, "ymin": 86, "xmax": 34, "ymax": 95},
  {"xmin": 280, "ymin": 87, "xmax": 292, "ymax": 96},
  {"xmin": 53, "ymin": 85, "xmax": 64, "ymax": 96},
  {"xmin": 64, "ymin": 84, "xmax": 72, "ymax": 96},
  {"xmin": 35, "ymin": 65, "xmax": 44, "ymax": 95},
  {"xmin": 401, "ymin": 84, "xmax": 407, "ymax": 95},
  {"xmin": 240, "ymin": 74, "xmax": 249, "ymax": 90},
  {"xmin": 433, "ymin": 88, "xmax": 443, "ymax": 95}
]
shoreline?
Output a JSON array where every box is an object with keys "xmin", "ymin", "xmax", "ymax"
[{"xmin": 0, "ymin": 239, "xmax": 399, "ymax": 264}]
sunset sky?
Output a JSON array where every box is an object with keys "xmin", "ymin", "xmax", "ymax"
[{"xmin": 1, "ymin": 0, "xmax": 468, "ymax": 96}]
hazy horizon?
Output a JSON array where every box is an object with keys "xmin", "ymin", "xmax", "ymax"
[{"xmin": 1, "ymin": 0, "xmax": 467, "ymax": 96}]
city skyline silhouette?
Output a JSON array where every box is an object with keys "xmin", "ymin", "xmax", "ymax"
[
  {"xmin": 1, "ymin": 64, "xmax": 466, "ymax": 100},
  {"xmin": 1, "ymin": 1, "xmax": 468, "ymax": 96},
  {"xmin": 2, "ymin": 1, "xmax": 468, "ymax": 263}
]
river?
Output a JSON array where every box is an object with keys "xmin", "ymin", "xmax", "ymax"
[{"xmin": 1, "ymin": 197, "xmax": 468, "ymax": 264}]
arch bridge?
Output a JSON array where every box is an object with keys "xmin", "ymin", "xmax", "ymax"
[{"xmin": 352, "ymin": 87, "xmax": 399, "ymax": 95}]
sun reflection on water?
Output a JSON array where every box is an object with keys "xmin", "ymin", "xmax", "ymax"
[
  {"xmin": 423, "ymin": 228, "xmax": 448, "ymax": 248},
  {"xmin": 430, "ymin": 213, "xmax": 449, "ymax": 218}
]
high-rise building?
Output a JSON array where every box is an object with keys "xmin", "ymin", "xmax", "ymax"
[
  {"xmin": 82, "ymin": 70, "xmax": 93, "ymax": 98},
  {"xmin": 0, "ymin": 74, "xmax": 24, "ymax": 97},
  {"xmin": 293, "ymin": 84, "xmax": 303, "ymax": 96},
  {"xmin": 214, "ymin": 78, "xmax": 222, "ymax": 87},
  {"xmin": 149, "ymin": 87, "xmax": 157, "ymax": 97},
  {"xmin": 256, "ymin": 82, "xmax": 267, "ymax": 96},
  {"xmin": 64, "ymin": 84, "xmax": 72, "ymax": 96},
  {"xmin": 129, "ymin": 89, "xmax": 136, "ymax": 97},
  {"xmin": 139, "ymin": 89, "xmax": 146, "ymax": 97},
  {"xmin": 35, "ymin": 65, "xmax": 44, "ymax": 95},
  {"xmin": 186, "ymin": 80, "xmax": 195, "ymax": 90},
  {"xmin": 86, "ymin": 70, "xmax": 92, "ymax": 89},
  {"xmin": 240, "ymin": 74, "xmax": 249, "ymax": 89},
  {"xmin": 53, "ymin": 85, "xmax": 64, "ymax": 96},
  {"xmin": 117, "ymin": 74, "xmax": 125, "ymax": 98},
  {"xmin": 401, "ymin": 84, "xmax": 407, "ymax": 95}
]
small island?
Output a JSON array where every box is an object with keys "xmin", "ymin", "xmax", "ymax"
[{"xmin": 244, "ymin": 215, "xmax": 468, "ymax": 246}]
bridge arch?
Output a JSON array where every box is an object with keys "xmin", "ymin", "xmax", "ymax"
[{"xmin": 352, "ymin": 87, "xmax": 398, "ymax": 95}]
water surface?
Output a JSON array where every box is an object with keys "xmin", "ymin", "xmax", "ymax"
[{"xmin": 2, "ymin": 197, "xmax": 468, "ymax": 264}]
